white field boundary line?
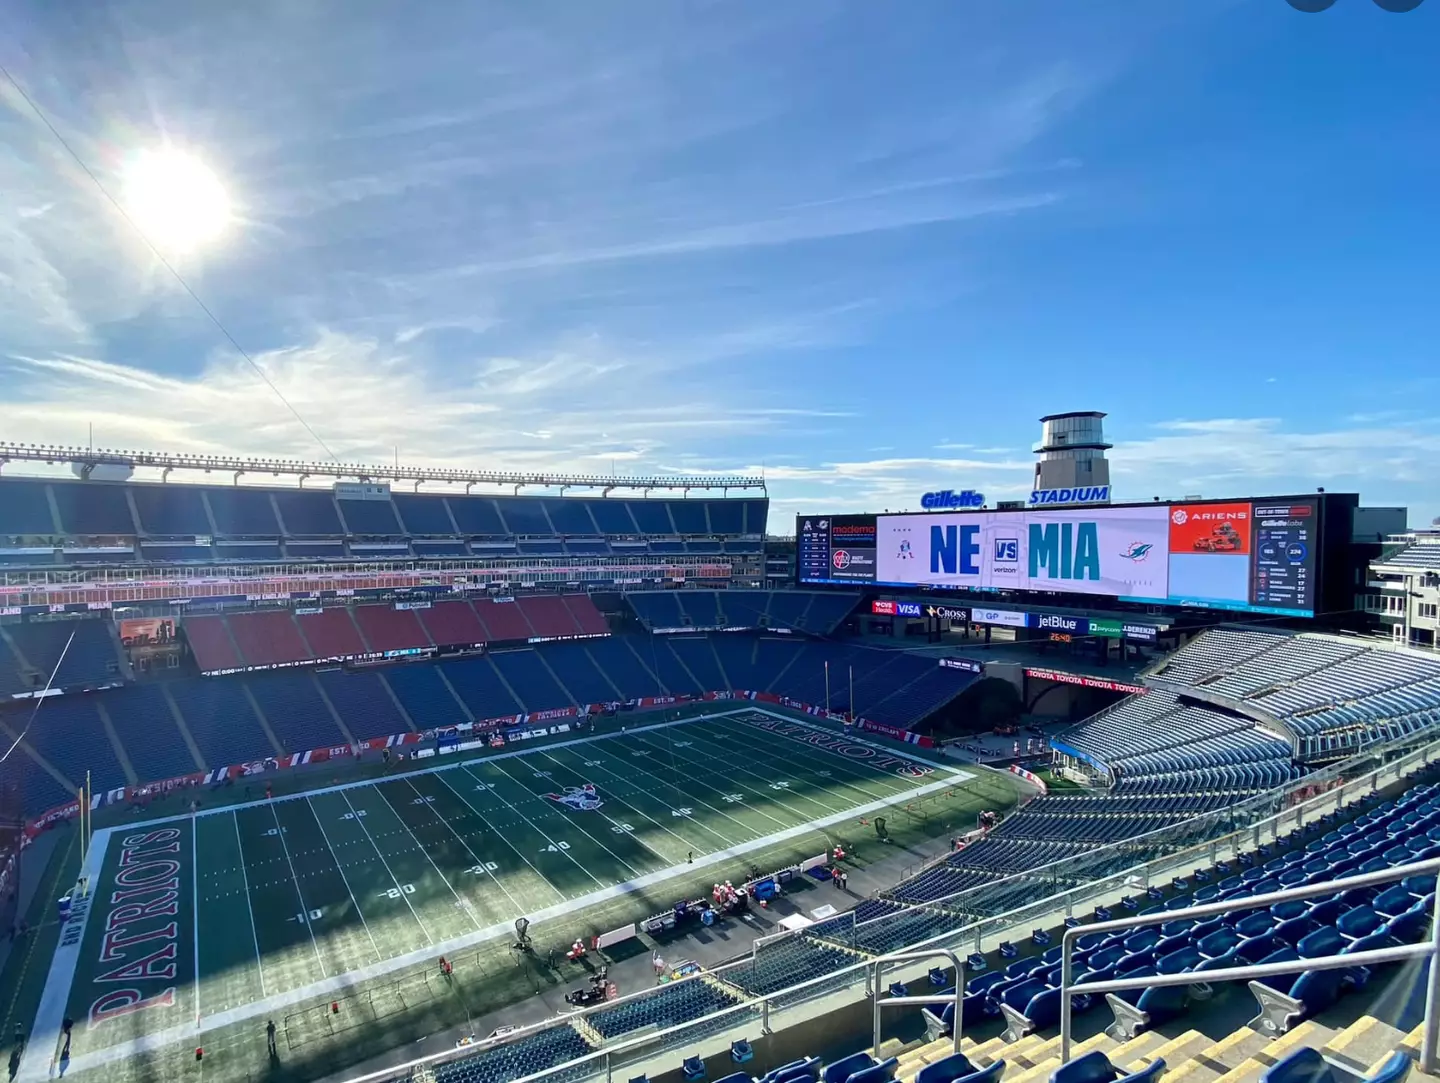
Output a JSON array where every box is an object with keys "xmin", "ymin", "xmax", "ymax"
[
  {"xmin": 34, "ymin": 769, "xmax": 968, "ymax": 1079},
  {"xmin": 21, "ymin": 826, "xmax": 122, "ymax": 1083}
]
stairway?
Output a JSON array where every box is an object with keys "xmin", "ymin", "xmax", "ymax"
[{"xmin": 885, "ymin": 1014, "xmax": 1413, "ymax": 1083}]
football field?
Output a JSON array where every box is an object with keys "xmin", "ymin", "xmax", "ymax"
[{"xmin": 25, "ymin": 709, "xmax": 1003, "ymax": 1081}]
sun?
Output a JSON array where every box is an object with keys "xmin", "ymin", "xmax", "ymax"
[{"xmin": 120, "ymin": 147, "xmax": 231, "ymax": 255}]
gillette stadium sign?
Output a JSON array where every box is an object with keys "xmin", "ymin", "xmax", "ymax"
[
  {"xmin": 921, "ymin": 489, "xmax": 985, "ymax": 510},
  {"xmin": 1029, "ymin": 486, "xmax": 1110, "ymax": 507}
]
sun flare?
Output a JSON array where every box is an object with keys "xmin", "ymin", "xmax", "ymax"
[{"xmin": 120, "ymin": 147, "xmax": 231, "ymax": 255}]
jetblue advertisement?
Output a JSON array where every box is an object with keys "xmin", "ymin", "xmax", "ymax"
[{"xmin": 874, "ymin": 507, "xmax": 1172, "ymax": 600}]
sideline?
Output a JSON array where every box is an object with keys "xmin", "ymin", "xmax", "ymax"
[{"xmin": 19, "ymin": 830, "xmax": 111, "ymax": 1083}]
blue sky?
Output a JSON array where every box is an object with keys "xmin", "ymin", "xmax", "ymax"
[{"xmin": 1, "ymin": 0, "xmax": 1437, "ymax": 525}]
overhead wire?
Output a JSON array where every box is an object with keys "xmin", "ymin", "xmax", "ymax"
[{"xmin": 0, "ymin": 629, "xmax": 75, "ymax": 766}]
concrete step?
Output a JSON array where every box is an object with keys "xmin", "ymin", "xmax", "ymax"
[
  {"xmin": 1163, "ymin": 1025, "xmax": 1274, "ymax": 1083},
  {"xmin": 1114, "ymin": 1031, "xmax": 1210, "ymax": 1075},
  {"xmin": 1106, "ymin": 1031, "xmax": 1171, "ymax": 1071},
  {"xmin": 1008, "ymin": 1033, "xmax": 1065, "ymax": 1068},
  {"xmin": 1322, "ymin": 1015, "xmax": 1407, "ymax": 1079},
  {"xmin": 1211, "ymin": 1021, "xmax": 1336, "ymax": 1083},
  {"xmin": 1003, "ymin": 1054, "xmax": 1064, "ymax": 1083},
  {"xmin": 1369, "ymin": 1021, "xmax": 1434, "ymax": 1081},
  {"xmin": 967, "ymin": 1037, "xmax": 1011, "ymax": 1067},
  {"xmin": 896, "ymin": 1035, "xmax": 988, "ymax": 1082}
]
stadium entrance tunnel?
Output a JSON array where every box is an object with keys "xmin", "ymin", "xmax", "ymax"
[
  {"xmin": 920, "ymin": 676, "xmax": 1021, "ymax": 740},
  {"xmin": 1024, "ymin": 678, "xmax": 1126, "ymax": 720}
]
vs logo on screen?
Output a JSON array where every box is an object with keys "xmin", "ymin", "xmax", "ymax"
[{"xmin": 993, "ymin": 537, "xmax": 1020, "ymax": 567}]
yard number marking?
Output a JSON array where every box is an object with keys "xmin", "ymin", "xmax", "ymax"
[{"xmin": 380, "ymin": 884, "xmax": 417, "ymax": 899}]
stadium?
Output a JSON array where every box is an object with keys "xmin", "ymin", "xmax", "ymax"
[{"xmin": 0, "ymin": 410, "xmax": 1438, "ymax": 1083}]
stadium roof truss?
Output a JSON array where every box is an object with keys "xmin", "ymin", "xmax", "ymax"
[{"xmin": 0, "ymin": 442, "xmax": 766, "ymax": 495}]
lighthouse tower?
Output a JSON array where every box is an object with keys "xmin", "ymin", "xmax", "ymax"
[{"xmin": 1033, "ymin": 412, "xmax": 1112, "ymax": 505}]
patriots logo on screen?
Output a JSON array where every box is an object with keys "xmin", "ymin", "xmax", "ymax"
[
  {"xmin": 1119, "ymin": 542, "xmax": 1155, "ymax": 562},
  {"xmin": 544, "ymin": 783, "xmax": 604, "ymax": 811},
  {"xmin": 896, "ymin": 539, "xmax": 915, "ymax": 560}
]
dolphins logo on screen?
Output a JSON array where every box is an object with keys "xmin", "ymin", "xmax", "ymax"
[
  {"xmin": 1119, "ymin": 542, "xmax": 1155, "ymax": 563},
  {"xmin": 544, "ymin": 783, "xmax": 604, "ymax": 811}
]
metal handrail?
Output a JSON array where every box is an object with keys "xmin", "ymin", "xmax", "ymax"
[
  {"xmin": 869, "ymin": 949, "xmax": 966, "ymax": 1058},
  {"xmin": 342, "ymin": 732, "xmax": 1440, "ymax": 1083},
  {"xmin": 1058, "ymin": 856, "xmax": 1440, "ymax": 1069}
]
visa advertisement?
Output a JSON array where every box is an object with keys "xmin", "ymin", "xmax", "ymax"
[
  {"xmin": 796, "ymin": 496, "xmax": 1320, "ymax": 617},
  {"xmin": 874, "ymin": 507, "xmax": 1171, "ymax": 600}
]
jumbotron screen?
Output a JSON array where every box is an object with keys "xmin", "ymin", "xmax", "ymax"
[{"xmin": 797, "ymin": 497, "xmax": 1322, "ymax": 617}]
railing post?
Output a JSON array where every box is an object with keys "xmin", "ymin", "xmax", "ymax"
[
  {"xmin": 1060, "ymin": 929, "xmax": 1074, "ymax": 1062},
  {"xmin": 1422, "ymin": 886, "xmax": 1440, "ymax": 1074},
  {"xmin": 762, "ymin": 996, "xmax": 771, "ymax": 1035},
  {"xmin": 953, "ymin": 969, "xmax": 965, "ymax": 1056},
  {"xmin": 604, "ymin": 1051, "xmax": 612, "ymax": 1083},
  {"xmin": 872, "ymin": 960, "xmax": 883, "ymax": 1057}
]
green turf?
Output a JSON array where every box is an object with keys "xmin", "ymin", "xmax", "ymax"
[{"xmin": 16, "ymin": 708, "xmax": 1019, "ymax": 1083}]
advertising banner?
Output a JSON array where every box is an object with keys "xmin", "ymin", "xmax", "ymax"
[
  {"xmin": 874, "ymin": 506, "xmax": 1170, "ymax": 599},
  {"xmin": 970, "ymin": 607, "xmax": 1027, "ymax": 628},
  {"xmin": 871, "ymin": 600, "xmax": 922, "ymax": 617},
  {"xmin": 1025, "ymin": 667, "xmax": 1148, "ymax": 694},
  {"xmin": 1028, "ymin": 613, "xmax": 1090, "ymax": 635},
  {"xmin": 118, "ymin": 617, "xmax": 176, "ymax": 648}
]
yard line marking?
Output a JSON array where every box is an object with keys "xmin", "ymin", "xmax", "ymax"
[
  {"xmin": 459, "ymin": 762, "xmax": 609, "ymax": 890},
  {"xmin": 624, "ymin": 731, "xmax": 812, "ymax": 830},
  {"xmin": 107, "ymin": 708, "xmax": 776, "ymax": 831},
  {"xmin": 630, "ymin": 728, "xmax": 850, "ymax": 821},
  {"xmin": 337, "ymin": 789, "xmax": 436, "ymax": 946},
  {"xmin": 396, "ymin": 775, "xmax": 527, "ymax": 919},
  {"xmin": 487, "ymin": 758, "xmax": 651, "ymax": 881},
  {"xmin": 430, "ymin": 771, "xmax": 564, "ymax": 904},
  {"xmin": 369, "ymin": 785, "xmax": 483, "ymax": 932},
  {"xmin": 603, "ymin": 732, "xmax": 791, "ymax": 836},
  {"xmin": 305, "ymin": 796, "xmax": 382, "ymax": 961},
  {"xmin": 267, "ymin": 801, "xmax": 326, "ymax": 975},
  {"xmin": 34, "ymin": 767, "xmax": 970, "ymax": 1081},
  {"xmin": 535, "ymin": 747, "xmax": 704, "ymax": 859},
  {"xmin": 545, "ymin": 742, "xmax": 755, "ymax": 849},
  {"xmin": 703, "ymin": 717, "xmax": 907, "ymax": 804}
]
